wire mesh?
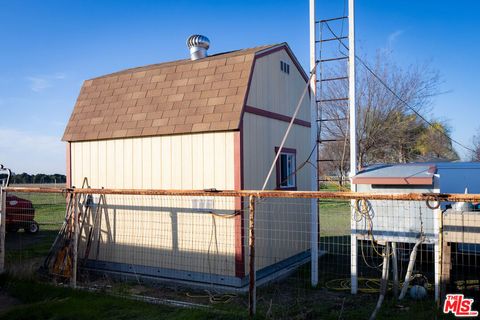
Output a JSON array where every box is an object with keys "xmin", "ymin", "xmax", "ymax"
[
  {"xmin": 3, "ymin": 191, "xmax": 65, "ymax": 276},
  {"xmin": 1, "ymin": 188, "xmax": 480, "ymax": 317}
]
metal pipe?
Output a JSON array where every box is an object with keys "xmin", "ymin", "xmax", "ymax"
[
  {"xmin": 369, "ymin": 243, "xmax": 390, "ymax": 320},
  {"xmin": 348, "ymin": 0, "xmax": 357, "ymax": 175},
  {"xmin": 72, "ymin": 193, "xmax": 78, "ymax": 288},
  {"xmin": 309, "ymin": 0, "xmax": 319, "ymax": 288},
  {"xmin": 4, "ymin": 187, "xmax": 480, "ymax": 202},
  {"xmin": 436, "ymin": 207, "xmax": 443, "ymax": 303},
  {"xmin": 317, "ymin": 16, "xmax": 348, "ymax": 23},
  {"xmin": 399, "ymin": 236, "xmax": 424, "ymax": 300},
  {"xmin": 248, "ymin": 195, "xmax": 256, "ymax": 317},
  {"xmin": 0, "ymin": 188, "xmax": 6, "ymax": 274},
  {"xmin": 392, "ymin": 242, "xmax": 399, "ymax": 299},
  {"xmin": 348, "ymin": 0, "xmax": 358, "ymax": 295}
]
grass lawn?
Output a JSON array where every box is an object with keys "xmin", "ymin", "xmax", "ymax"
[
  {"xmin": 319, "ymin": 199, "xmax": 350, "ymax": 236},
  {"xmin": 5, "ymin": 193, "xmax": 66, "ymax": 276},
  {"xmin": 0, "ymin": 275, "xmax": 247, "ymax": 320},
  {"xmin": 1, "ymin": 189, "xmax": 457, "ymax": 319},
  {"xmin": 0, "ymin": 274, "xmax": 454, "ymax": 320}
]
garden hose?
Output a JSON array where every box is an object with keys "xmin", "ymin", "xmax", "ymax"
[
  {"xmin": 324, "ymin": 277, "xmax": 433, "ymax": 294},
  {"xmin": 186, "ymin": 290, "xmax": 237, "ymax": 304}
]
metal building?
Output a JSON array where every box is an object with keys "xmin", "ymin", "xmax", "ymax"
[{"xmin": 352, "ymin": 162, "xmax": 480, "ymax": 299}]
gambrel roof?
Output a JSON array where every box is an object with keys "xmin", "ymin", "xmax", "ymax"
[{"xmin": 62, "ymin": 43, "xmax": 307, "ymax": 142}]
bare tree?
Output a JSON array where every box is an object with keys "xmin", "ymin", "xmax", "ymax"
[
  {"xmin": 472, "ymin": 129, "xmax": 480, "ymax": 161},
  {"xmin": 317, "ymin": 52, "xmax": 455, "ymax": 181}
]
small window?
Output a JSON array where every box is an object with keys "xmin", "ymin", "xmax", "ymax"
[{"xmin": 275, "ymin": 148, "xmax": 296, "ymax": 189}]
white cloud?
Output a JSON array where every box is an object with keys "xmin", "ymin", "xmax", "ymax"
[
  {"xmin": 387, "ymin": 30, "xmax": 404, "ymax": 48},
  {"xmin": 53, "ymin": 72, "xmax": 66, "ymax": 80},
  {"xmin": 26, "ymin": 72, "xmax": 67, "ymax": 92},
  {"xmin": 26, "ymin": 76, "xmax": 51, "ymax": 92},
  {"xmin": 0, "ymin": 127, "xmax": 65, "ymax": 174}
]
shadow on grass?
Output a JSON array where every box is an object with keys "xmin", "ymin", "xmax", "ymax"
[{"xmin": 0, "ymin": 275, "xmax": 247, "ymax": 320}]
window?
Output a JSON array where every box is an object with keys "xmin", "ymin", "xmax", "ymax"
[
  {"xmin": 275, "ymin": 147, "xmax": 297, "ymax": 190},
  {"xmin": 280, "ymin": 61, "xmax": 290, "ymax": 74}
]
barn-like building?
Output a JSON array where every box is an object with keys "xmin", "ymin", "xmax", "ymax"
[{"xmin": 62, "ymin": 36, "xmax": 313, "ymax": 287}]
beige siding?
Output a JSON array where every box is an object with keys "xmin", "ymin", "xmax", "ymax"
[
  {"xmin": 71, "ymin": 132, "xmax": 235, "ymax": 190},
  {"xmin": 242, "ymin": 113, "xmax": 311, "ymax": 191},
  {"xmin": 72, "ymin": 132, "xmax": 237, "ymax": 276},
  {"xmin": 246, "ymin": 48, "xmax": 310, "ymax": 123},
  {"xmin": 242, "ymin": 113, "xmax": 313, "ymax": 271},
  {"xmin": 243, "ymin": 48, "xmax": 313, "ymax": 271}
]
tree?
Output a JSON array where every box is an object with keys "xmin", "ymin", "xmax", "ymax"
[
  {"xmin": 318, "ymin": 52, "xmax": 457, "ymax": 182},
  {"xmin": 471, "ymin": 129, "xmax": 480, "ymax": 161},
  {"xmin": 415, "ymin": 122, "xmax": 459, "ymax": 161},
  {"xmin": 9, "ymin": 172, "xmax": 66, "ymax": 185}
]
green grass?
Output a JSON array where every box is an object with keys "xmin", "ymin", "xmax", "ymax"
[
  {"xmin": 3, "ymin": 190, "xmax": 452, "ymax": 319},
  {"xmin": 319, "ymin": 182, "xmax": 351, "ymax": 191},
  {"xmin": 319, "ymin": 199, "xmax": 350, "ymax": 236},
  {"xmin": 0, "ymin": 275, "xmax": 246, "ymax": 320},
  {"xmin": 0, "ymin": 274, "xmax": 454, "ymax": 320},
  {"xmin": 5, "ymin": 193, "xmax": 66, "ymax": 273}
]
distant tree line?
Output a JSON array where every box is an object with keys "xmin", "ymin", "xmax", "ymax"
[{"xmin": 10, "ymin": 173, "xmax": 66, "ymax": 184}]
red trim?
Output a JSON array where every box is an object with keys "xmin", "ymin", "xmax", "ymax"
[
  {"xmin": 274, "ymin": 147, "xmax": 298, "ymax": 190},
  {"xmin": 244, "ymin": 105, "xmax": 311, "ymax": 128},
  {"xmin": 234, "ymin": 131, "xmax": 245, "ymax": 277},
  {"xmin": 66, "ymin": 142, "xmax": 72, "ymax": 188},
  {"xmin": 353, "ymin": 164, "xmax": 437, "ymax": 185},
  {"xmin": 351, "ymin": 176, "xmax": 434, "ymax": 185}
]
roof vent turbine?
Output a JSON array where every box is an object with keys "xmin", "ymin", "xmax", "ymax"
[{"xmin": 187, "ymin": 35, "xmax": 210, "ymax": 61}]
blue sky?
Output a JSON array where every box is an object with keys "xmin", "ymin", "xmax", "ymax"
[{"xmin": 0, "ymin": 0, "xmax": 478, "ymax": 174}]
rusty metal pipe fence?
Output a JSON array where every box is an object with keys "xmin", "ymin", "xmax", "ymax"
[{"xmin": 1, "ymin": 186, "xmax": 480, "ymax": 317}]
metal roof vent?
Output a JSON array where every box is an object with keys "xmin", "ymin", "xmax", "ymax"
[{"xmin": 187, "ymin": 34, "xmax": 210, "ymax": 60}]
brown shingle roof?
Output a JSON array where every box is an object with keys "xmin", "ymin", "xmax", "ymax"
[{"xmin": 62, "ymin": 44, "xmax": 279, "ymax": 142}]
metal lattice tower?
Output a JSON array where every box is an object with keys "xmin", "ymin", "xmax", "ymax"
[
  {"xmin": 315, "ymin": 16, "xmax": 351, "ymax": 188},
  {"xmin": 310, "ymin": 1, "xmax": 356, "ymax": 191},
  {"xmin": 310, "ymin": 0, "xmax": 358, "ymax": 293}
]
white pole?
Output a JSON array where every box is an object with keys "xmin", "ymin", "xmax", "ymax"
[
  {"xmin": 0, "ymin": 188, "xmax": 5, "ymax": 274},
  {"xmin": 309, "ymin": 0, "xmax": 319, "ymax": 287},
  {"xmin": 348, "ymin": 0, "xmax": 358, "ymax": 294},
  {"xmin": 433, "ymin": 174, "xmax": 441, "ymax": 302},
  {"xmin": 72, "ymin": 193, "xmax": 78, "ymax": 288}
]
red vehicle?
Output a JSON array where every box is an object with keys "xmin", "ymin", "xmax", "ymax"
[{"xmin": 1, "ymin": 165, "xmax": 39, "ymax": 233}]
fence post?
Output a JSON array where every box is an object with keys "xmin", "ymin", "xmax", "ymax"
[
  {"xmin": 72, "ymin": 193, "xmax": 79, "ymax": 288},
  {"xmin": 248, "ymin": 195, "xmax": 256, "ymax": 318},
  {"xmin": 0, "ymin": 188, "xmax": 6, "ymax": 274},
  {"xmin": 435, "ymin": 207, "xmax": 442, "ymax": 303},
  {"xmin": 350, "ymin": 200, "xmax": 358, "ymax": 294}
]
